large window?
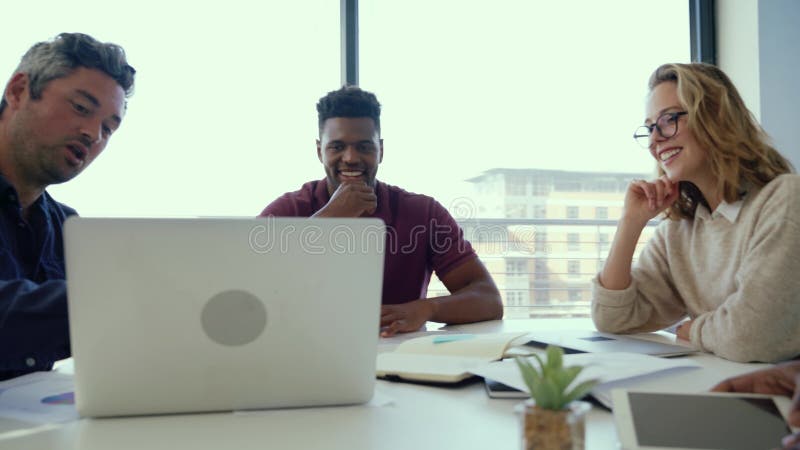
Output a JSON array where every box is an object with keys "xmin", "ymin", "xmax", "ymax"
[
  {"xmin": 1, "ymin": 1, "xmax": 340, "ymax": 217},
  {"xmin": 360, "ymin": 1, "xmax": 690, "ymax": 317},
  {"xmin": 1, "ymin": 1, "xmax": 692, "ymax": 318},
  {"xmin": 361, "ymin": 0, "xmax": 689, "ymax": 206}
]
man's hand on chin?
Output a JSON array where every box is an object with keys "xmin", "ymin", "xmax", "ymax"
[{"xmin": 314, "ymin": 181, "xmax": 377, "ymax": 217}]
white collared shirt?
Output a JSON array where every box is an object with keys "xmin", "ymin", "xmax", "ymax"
[{"xmin": 695, "ymin": 196, "xmax": 745, "ymax": 223}]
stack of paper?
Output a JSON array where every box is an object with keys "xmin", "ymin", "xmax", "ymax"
[
  {"xmin": 0, "ymin": 371, "xmax": 78, "ymax": 423},
  {"xmin": 470, "ymin": 353, "xmax": 701, "ymax": 408}
]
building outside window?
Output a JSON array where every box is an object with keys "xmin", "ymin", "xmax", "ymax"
[
  {"xmin": 568, "ymin": 260, "xmax": 581, "ymax": 278},
  {"xmin": 566, "ymin": 206, "xmax": 579, "ymax": 219},
  {"xmin": 534, "ymin": 259, "xmax": 549, "ymax": 280},
  {"xmin": 506, "ymin": 291, "xmax": 517, "ymax": 305},
  {"xmin": 532, "ymin": 182, "xmax": 550, "ymax": 196},
  {"xmin": 506, "ymin": 260, "xmax": 527, "ymax": 277},
  {"xmin": 505, "ymin": 175, "xmax": 528, "ymax": 196},
  {"xmin": 598, "ymin": 233, "xmax": 610, "ymax": 251},
  {"xmin": 505, "ymin": 204, "xmax": 527, "ymax": 218},
  {"xmin": 534, "ymin": 229, "xmax": 548, "ymax": 253},
  {"xmin": 567, "ymin": 233, "xmax": 580, "ymax": 251}
]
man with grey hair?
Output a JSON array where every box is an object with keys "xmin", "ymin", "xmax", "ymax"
[{"xmin": 0, "ymin": 33, "xmax": 135, "ymax": 380}]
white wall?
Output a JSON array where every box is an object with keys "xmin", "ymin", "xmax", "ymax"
[
  {"xmin": 717, "ymin": 0, "xmax": 800, "ymax": 169},
  {"xmin": 758, "ymin": 0, "xmax": 800, "ymax": 168},
  {"xmin": 716, "ymin": 0, "xmax": 761, "ymax": 120}
]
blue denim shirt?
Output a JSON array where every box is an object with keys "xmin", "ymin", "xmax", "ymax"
[{"xmin": 0, "ymin": 174, "xmax": 75, "ymax": 380}]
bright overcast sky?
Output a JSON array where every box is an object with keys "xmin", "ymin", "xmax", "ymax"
[{"xmin": 0, "ymin": 1, "xmax": 689, "ymax": 217}]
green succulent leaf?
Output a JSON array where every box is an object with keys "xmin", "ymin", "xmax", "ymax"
[
  {"xmin": 560, "ymin": 365, "xmax": 583, "ymax": 390},
  {"xmin": 546, "ymin": 345, "xmax": 563, "ymax": 371},
  {"xmin": 563, "ymin": 379, "xmax": 599, "ymax": 404},
  {"xmin": 540, "ymin": 378, "xmax": 562, "ymax": 409},
  {"xmin": 531, "ymin": 381, "xmax": 551, "ymax": 407},
  {"xmin": 530, "ymin": 353, "xmax": 546, "ymax": 374},
  {"xmin": 515, "ymin": 357, "xmax": 541, "ymax": 394},
  {"xmin": 513, "ymin": 346, "xmax": 596, "ymax": 410}
]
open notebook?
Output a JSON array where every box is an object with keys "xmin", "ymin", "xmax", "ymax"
[{"xmin": 376, "ymin": 332, "xmax": 528, "ymax": 383}]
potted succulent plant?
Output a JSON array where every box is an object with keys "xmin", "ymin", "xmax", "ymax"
[{"xmin": 515, "ymin": 345, "xmax": 597, "ymax": 450}]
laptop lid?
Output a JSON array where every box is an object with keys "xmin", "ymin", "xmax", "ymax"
[
  {"xmin": 524, "ymin": 330, "xmax": 695, "ymax": 357},
  {"xmin": 65, "ymin": 217, "xmax": 385, "ymax": 417}
]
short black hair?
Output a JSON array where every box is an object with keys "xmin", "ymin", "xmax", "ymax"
[{"xmin": 316, "ymin": 86, "xmax": 381, "ymax": 135}]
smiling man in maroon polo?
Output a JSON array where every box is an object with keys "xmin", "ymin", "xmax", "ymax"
[{"xmin": 259, "ymin": 86, "xmax": 503, "ymax": 336}]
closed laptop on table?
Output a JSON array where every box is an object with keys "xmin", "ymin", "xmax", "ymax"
[{"xmin": 65, "ymin": 217, "xmax": 385, "ymax": 418}]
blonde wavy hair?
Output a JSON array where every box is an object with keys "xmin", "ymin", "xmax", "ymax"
[{"xmin": 648, "ymin": 63, "xmax": 794, "ymax": 220}]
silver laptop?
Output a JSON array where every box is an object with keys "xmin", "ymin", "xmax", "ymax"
[
  {"xmin": 64, "ymin": 217, "xmax": 385, "ymax": 417},
  {"xmin": 524, "ymin": 330, "xmax": 695, "ymax": 357}
]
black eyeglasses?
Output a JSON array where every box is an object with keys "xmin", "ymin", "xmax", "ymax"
[{"xmin": 633, "ymin": 111, "xmax": 688, "ymax": 148}]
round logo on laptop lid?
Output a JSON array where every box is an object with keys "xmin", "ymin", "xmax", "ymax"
[{"xmin": 201, "ymin": 290, "xmax": 267, "ymax": 346}]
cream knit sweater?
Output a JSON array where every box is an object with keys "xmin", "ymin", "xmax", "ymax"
[{"xmin": 592, "ymin": 174, "xmax": 800, "ymax": 363}]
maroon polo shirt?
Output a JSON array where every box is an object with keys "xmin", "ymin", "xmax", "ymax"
[{"xmin": 259, "ymin": 179, "xmax": 477, "ymax": 304}]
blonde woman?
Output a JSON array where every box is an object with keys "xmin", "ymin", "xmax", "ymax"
[{"xmin": 592, "ymin": 63, "xmax": 800, "ymax": 362}]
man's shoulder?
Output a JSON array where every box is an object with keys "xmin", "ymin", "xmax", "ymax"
[
  {"xmin": 379, "ymin": 182, "xmax": 463, "ymax": 228},
  {"xmin": 42, "ymin": 191, "xmax": 78, "ymax": 219},
  {"xmin": 260, "ymin": 179, "xmax": 325, "ymax": 217},
  {"xmin": 380, "ymin": 181, "xmax": 440, "ymax": 208}
]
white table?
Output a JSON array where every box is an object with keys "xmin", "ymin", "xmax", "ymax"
[{"xmin": 0, "ymin": 319, "xmax": 771, "ymax": 450}]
